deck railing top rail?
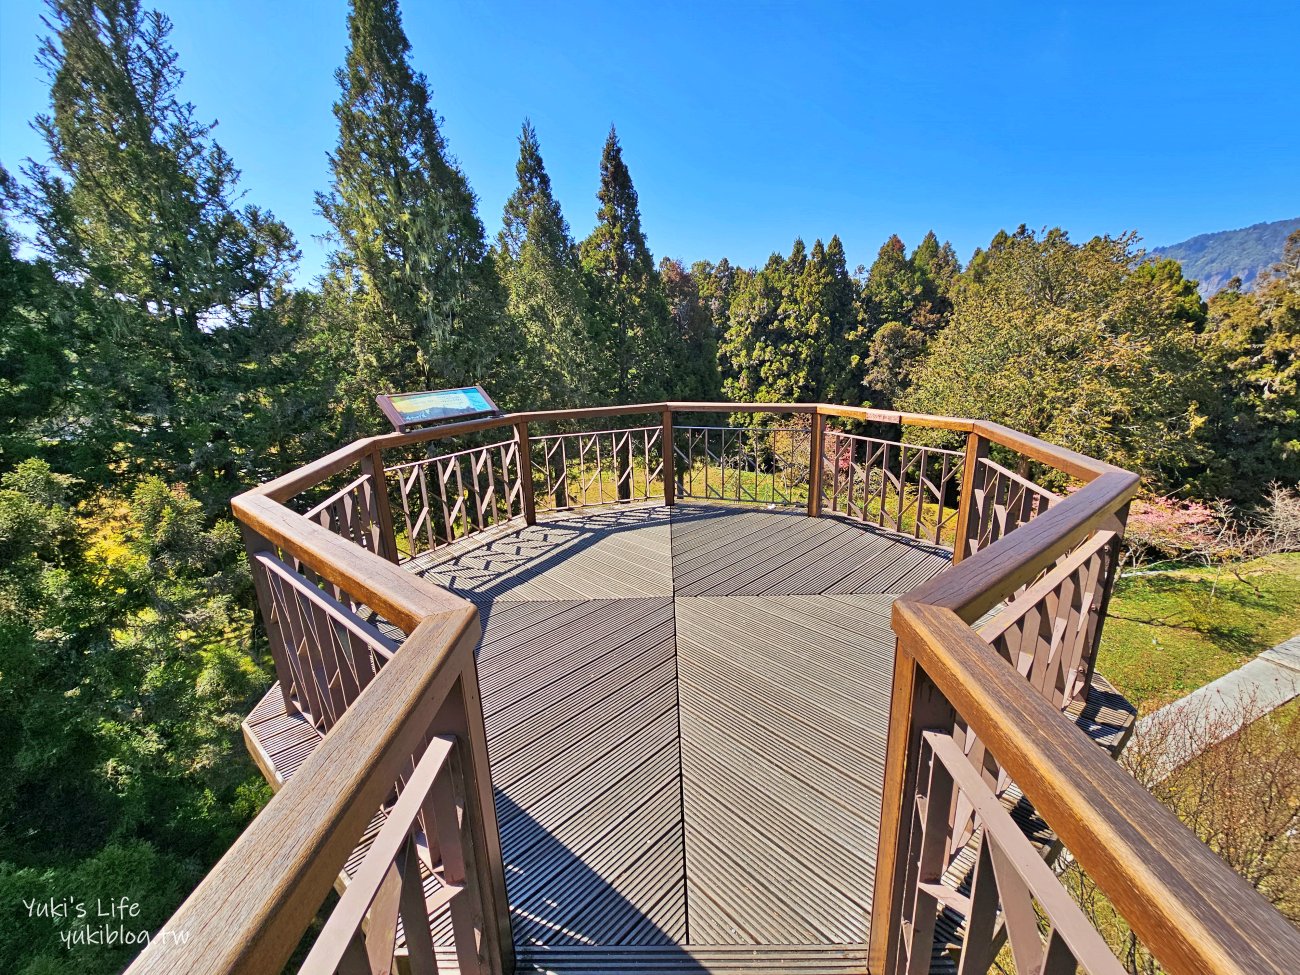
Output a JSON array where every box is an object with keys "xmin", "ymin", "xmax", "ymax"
[{"xmin": 126, "ymin": 400, "xmax": 1299, "ymax": 975}]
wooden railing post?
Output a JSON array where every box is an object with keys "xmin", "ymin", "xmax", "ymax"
[
  {"xmin": 426, "ymin": 653, "xmax": 515, "ymax": 974},
  {"xmin": 807, "ymin": 411, "xmax": 825, "ymax": 517},
  {"xmin": 1082, "ymin": 503, "xmax": 1129, "ymax": 693},
  {"xmin": 868, "ymin": 631, "xmax": 956, "ymax": 975},
  {"xmin": 515, "ymin": 420, "xmax": 536, "ymax": 525},
  {"xmin": 240, "ymin": 525, "xmax": 298, "ymax": 716},
  {"xmin": 952, "ymin": 432, "xmax": 990, "ymax": 563},
  {"xmin": 661, "ymin": 409, "xmax": 676, "ymax": 507},
  {"xmin": 360, "ymin": 447, "xmax": 400, "ymax": 563}
]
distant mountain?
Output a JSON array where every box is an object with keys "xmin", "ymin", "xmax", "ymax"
[{"xmin": 1150, "ymin": 217, "xmax": 1300, "ymax": 297}]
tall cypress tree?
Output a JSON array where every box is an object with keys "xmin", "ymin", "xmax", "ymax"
[
  {"xmin": 318, "ymin": 0, "xmax": 504, "ymax": 417},
  {"xmin": 493, "ymin": 120, "xmax": 593, "ymax": 409},
  {"xmin": 720, "ymin": 251, "xmax": 786, "ymax": 402},
  {"xmin": 660, "ymin": 257, "xmax": 722, "ymax": 402},
  {"xmin": 579, "ymin": 126, "xmax": 670, "ymax": 403},
  {"xmin": 720, "ymin": 238, "xmax": 859, "ymax": 405},
  {"xmin": 855, "ymin": 232, "xmax": 961, "ymax": 408},
  {"xmin": 812, "ymin": 235, "xmax": 861, "ymax": 405},
  {"xmin": 22, "ymin": 0, "xmax": 299, "ymax": 494}
]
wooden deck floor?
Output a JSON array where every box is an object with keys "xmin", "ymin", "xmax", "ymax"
[{"xmin": 413, "ymin": 504, "xmax": 951, "ymax": 969}]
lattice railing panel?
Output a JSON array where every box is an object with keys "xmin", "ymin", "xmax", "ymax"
[
  {"xmin": 673, "ymin": 425, "xmax": 810, "ymax": 506},
  {"xmin": 896, "ymin": 730, "xmax": 1126, "ymax": 975},
  {"xmin": 531, "ymin": 425, "xmax": 664, "ymax": 511},
  {"xmin": 822, "ymin": 431, "xmax": 964, "ymax": 546},
  {"xmin": 389, "ymin": 438, "xmax": 525, "ymax": 558},
  {"xmin": 979, "ymin": 529, "xmax": 1118, "ymax": 710},
  {"xmin": 300, "ymin": 735, "xmax": 491, "ymax": 975},
  {"xmin": 303, "ymin": 469, "xmax": 389, "ymax": 560},
  {"xmin": 968, "ymin": 457, "xmax": 1059, "ymax": 556},
  {"xmin": 254, "ymin": 552, "xmax": 399, "ymax": 735},
  {"xmin": 946, "ymin": 527, "xmax": 1121, "ymax": 860}
]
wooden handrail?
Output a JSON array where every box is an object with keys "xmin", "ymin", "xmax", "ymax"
[
  {"xmin": 816, "ymin": 403, "xmax": 977, "ymax": 432},
  {"xmin": 247, "ymin": 402, "xmax": 1107, "ymax": 509},
  {"xmin": 124, "ymin": 608, "xmax": 490, "ymax": 975},
  {"xmin": 972, "ymin": 420, "xmax": 1123, "ymax": 481},
  {"xmin": 906, "ymin": 469, "xmax": 1138, "ymax": 623},
  {"xmin": 891, "ymin": 601, "xmax": 1300, "ymax": 975},
  {"xmin": 232, "ymin": 493, "xmax": 467, "ymax": 632}
]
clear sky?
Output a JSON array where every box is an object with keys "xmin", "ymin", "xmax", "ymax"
[{"xmin": 1, "ymin": 1, "xmax": 1297, "ymax": 283}]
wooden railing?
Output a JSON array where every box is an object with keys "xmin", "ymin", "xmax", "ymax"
[
  {"xmin": 529, "ymin": 424, "xmax": 665, "ymax": 510},
  {"xmin": 902, "ymin": 729, "xmax": 1127, "ymax": 975},
  {"xmin": 388, "ymin": 436, "xmax": 525, "ymax": 560},
  {"xmin": 299, "ymin": 733, "xmax": 488, "ymax": 975},
  {"xmin": 252, "ymin": 551, "xmax": 398, "ymax": 733},
  {"xmin": 822, "ymin": 430, "xmax": 966, "ymax": 545},
  {"xmin": 673, "ymin": 423, "xmax": 810, "ymax": 506},
  {"xmin": 873, "ymin": 430, "xmax": 1299, "ymax": 975},
  {"xmin": 130, "ymin": 484, "xmax": 514, "ymax": 975},
  {"xmin": 126, "ymin": 401, "xmax": 1300, "ymax": 975}
]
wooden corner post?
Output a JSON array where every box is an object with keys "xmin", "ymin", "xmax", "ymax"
[
  {"xmin": 240, "ymin": 525, "xmax": 297, "ymax": 716},
  {"xmin": 807, "ymin": 411, "xmax": 826, "ymax": 517},
  {"xmin": 515, "ymin": 420, "xmax": 536, "ymax": 526},
  {"xmin": 952, "ymin": 432, "xmax": 990, "ymax": 563},
  {"xmin": 868, "ymin": 624, "xmax": 957, "ymax": 975},
  {"xmin": 360, "ymin": 447, "xmax": 400, "ymax": 564},
  {"xmin": 661, "ymin": 409, "xmax": 676, "ymax": 507}
]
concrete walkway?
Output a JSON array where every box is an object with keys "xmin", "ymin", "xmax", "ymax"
[{"xmin": 1134, "ymin": 634, "xmax": 1300, "ymax": 779}]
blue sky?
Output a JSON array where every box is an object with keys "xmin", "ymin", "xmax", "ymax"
[{"xmin": 1, "ymin": 1, "xmax": 1297, "ymax": 283}]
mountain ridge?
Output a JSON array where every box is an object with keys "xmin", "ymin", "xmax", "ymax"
[{"xmin": 1150, "ymin": 216, "xmax": 1300, "ymax": 297}]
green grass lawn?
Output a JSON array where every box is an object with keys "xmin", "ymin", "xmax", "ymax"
[{"xmin": 1099, "ymin": 553, "xmax": 1300, "ymax": 713}]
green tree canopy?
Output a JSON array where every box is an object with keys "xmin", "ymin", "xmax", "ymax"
[
  {"xmin": 0, "ymin": 172, "xmax": 72, "ymax": 469},
  {"xmin": 492, "ymin": 121, "xmax": 593, "ymax": 410},
  {"xmin": 19, "ymin": 0, "xmax": 303, "ymax": 504},
  {"xmin": 902, "ymin": 227, "xmax": 1212, "ymax": 491},
  {"xmin": 853, "ymin": 231, "xmax": 961, "ymax": 408},
  {"xmin": 1200, "ymin": 229, "xmax": 1300, "ymax": 498},
  {"xmin": 660, "ymin": 258, "xmax": 722, "ymax": 402},
  {"xmin": 719, "ymin": 237, "xmax": 860, "ymax": 405}
]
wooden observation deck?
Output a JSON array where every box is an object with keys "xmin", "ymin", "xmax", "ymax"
[{"xmin": 128, "ymin": 402, "xmax": 1300, "ymax": 975}]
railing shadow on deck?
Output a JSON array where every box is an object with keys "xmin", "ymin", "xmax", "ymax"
[
  {"xmin": 407, "ymin": 504, "xmax": 687, "ymax": 602},
  {"xmin": 122, "ymin": 400, "xmax": 1300, "ymax": 975},
  {"xmin": 487, "ymin": 789, "xmax": 706, "ymax": 966}
]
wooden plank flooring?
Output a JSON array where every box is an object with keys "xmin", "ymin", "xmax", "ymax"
[
  {"xmin": 414, "ymin": 506, "xmax": 674, "ymax": 602},
  {"xmin": 413, "ymin": 503, "xmax": 951, "ymax": 968},
  {"xmin": 475, "ymin": 597, "xmax": 686, "ymax": 948},
  {"xmin": 675, "ymin": 595, "xmax": 897, "ymax": 945}
]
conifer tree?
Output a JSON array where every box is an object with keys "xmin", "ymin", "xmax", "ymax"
[
  {"xmin": 720, "ymin": 238, "xmax": 859, "ymax": 405},
  {"xmin": 579, "ymin": 126, "xmax": 670, "ymax": 403},
  {"xmin": 694, "ymin": 258, "xmax": 737, "ymax": 330},
  {"xmin": 812, "ymin": 235, "xmax": 860, "ymax": 405},
  {"xmin": 1201, "ymin": 230, "xmax": 1300, "ymax": 498},
  {"xmin": 660, "ymin": 258, "xmax": 722, "ymax": 401},
  {"xmin": 911, "ymin": 230, "xmax": 961, "ymax": 308},
  {"xmin": 493, "ymin": 121, "xmax": 593, "ymax": 409},
  {"xmin": 22, "ymin": 0, "xmax": 300, "ymax": 494},
  {"xmin": 904, "ymin": 228, "xmax": 1211, "ymax": 490},
  {"xmin": 0, "ymin": 169, "xmax": 71, "ymax": 469},
  {"xmin": 318, "ymin": 0, "xmax": 505, "ymax": 419},
  {"xmin": 721, "ymin": 251, "xmax": 786, "ymax": 402},
  {"xmin": 26, "ymin": 0, "xmax": 295, "ymax": 331},
  {"xmin": 856, "ymin": 231, "xmax": 960, "ymax": 408}
]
